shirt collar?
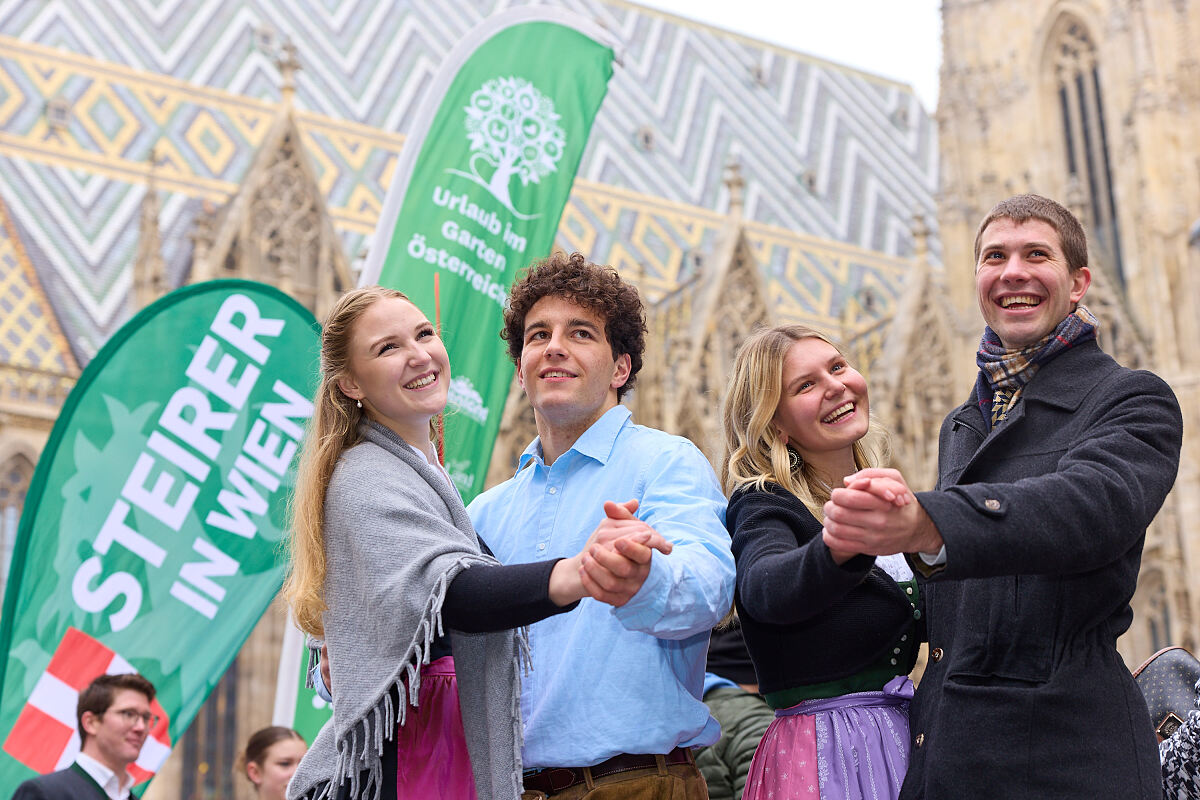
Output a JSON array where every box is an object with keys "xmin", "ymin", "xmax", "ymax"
[
  {"xmin": 76, "ymin": 752, "xmax": 133, "ymax": 799},
  {"xmin": 405, "ymin": 441, "xmax": 456, "ymax": 490},
  {"xmin": 517, "ymin": 405, "xmax": 632, "ymax": 471}
]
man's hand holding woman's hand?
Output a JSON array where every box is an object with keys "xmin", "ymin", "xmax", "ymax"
[
  {"xmin": 842, "ymin": 469, "xmax": 915, "ymax": 508},
  {"xmin": 548, "ymin": 499, "xmax": 674, "ymax": 608},
  {"xmin": 822, "ymin": 468, "xmax": 942, "ymax": 557}
]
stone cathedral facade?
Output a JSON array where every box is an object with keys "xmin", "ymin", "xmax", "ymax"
[{"xmin": 935, "ymin": 0, "xmax": 1200, "ymax": 663}]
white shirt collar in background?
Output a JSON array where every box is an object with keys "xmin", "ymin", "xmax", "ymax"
[{"xmin": 75, "ymin": 752, "xmax": 134, "ymax": 800}]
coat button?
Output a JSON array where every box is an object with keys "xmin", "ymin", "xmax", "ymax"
[
  {"xmin": 984, "ymin": 498, "xmax": 1000, "ymax": 511},
  {"xmin": 915, "ymin": 733, "xmax": 925, "ymax": 748},
  {"xmin": 931, "ymin": 647, "xmax": 943, "ymax": 662}
]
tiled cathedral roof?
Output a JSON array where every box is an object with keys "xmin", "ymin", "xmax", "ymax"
[
  {"xmin": 0, "ymin": 0, "xmax": 938, "ymax": 364},
  {"xmin": 0, "ymin": 197, "xmax": 76, "ymax": 377}
]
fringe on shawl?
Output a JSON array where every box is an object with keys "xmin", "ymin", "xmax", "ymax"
[
  {"xmin": 298, "ymin": 778, "xmax": 333, "ymax": 800},
  {"xmin": 510, "ymin": 626, "xmax": 530, "ymax": 798},
  {"xmin": 329, "ymin": 556, "xmax": 471, "ymax": 800}
]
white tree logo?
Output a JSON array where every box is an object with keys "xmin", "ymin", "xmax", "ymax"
[{"xmin": 447, "ymin": 76, "xmax": 565, "ymax": 219}]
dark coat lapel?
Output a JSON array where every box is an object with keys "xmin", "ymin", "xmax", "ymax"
[
  {"xmin": 68, "ymin": 763, "xmax": 113, "ymax": 800},
  {"xmin": 943, "ymin": 340, "xmax": 1111, "ymax": 485}
]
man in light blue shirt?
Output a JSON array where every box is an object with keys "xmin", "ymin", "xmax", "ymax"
[{"xmin": 468, "ymin": 251, "xmax": 734, "ymax": 799}]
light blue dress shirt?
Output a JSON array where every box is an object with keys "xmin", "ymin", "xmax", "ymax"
[
  {"xmin": 468, "ymin": 405, "xmax": 735, "ymax": 768},
  {"xmin": 703, "ymin": 672, "xmax": 739, "ymax": 695}
]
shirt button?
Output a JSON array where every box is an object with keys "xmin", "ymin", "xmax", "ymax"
[
  {"xmin": 985, "ymin": 498, "xmax": 1000, "ymax": 511},
  {"xmin": 893, "ymin": 647, "xmax": 901, "ymax": 655},
  {"xmin": 906, "ymin": 586, "xmax": 914, "ymax": 595},
  {"xmin": 931, "ymin": 647, "xmax": 944, "ymax": 662},
  {"xmin": 890, "ymin": 658, "xmax": 898, "ymax": 665},
  {"xmin": 548, "ymin": 487, "xmax": 557, "ymax": 495},
  {"xmin": 901, "ymin": 635, "xmax": 908, "ymax": 642},
  {"xmin": 537, "ymin": 543, "xmax": 546, "ymax": 551},
  {"xmin": 915, "ymin": 733, "xmax": 925, "ymax": 748}
]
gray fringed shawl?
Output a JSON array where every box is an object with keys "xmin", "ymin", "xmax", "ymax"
[{"xmin": 287, "ymin": 421, "xmax": 525, "ymax": 800}]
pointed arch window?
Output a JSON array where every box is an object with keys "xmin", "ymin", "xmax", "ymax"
[
  {"xmin": 1052, "ymin": 20, "xmax": 1124, "ymax": 282},
  {"xmin": 1142, "ymin": 575, "xmax": 1174, "ymax": 653}
]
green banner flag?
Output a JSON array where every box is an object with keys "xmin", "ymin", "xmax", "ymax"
[
  {"xmin": 0, "ymin": 280, "xmax": 319, "ymax": 794},
  {"xmin": 360, "ymin": 8, "xmax": 615, "ymax": 501}
]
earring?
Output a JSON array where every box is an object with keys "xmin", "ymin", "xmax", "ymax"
[
  {"xmin": 787, "ymin": 445, "xmax": 802, "ymax": 472},
  {"xmin": 356, "ymin": 399, "xmax": 362, "ymax": 409}
]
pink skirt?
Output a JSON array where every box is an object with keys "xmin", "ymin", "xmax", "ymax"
[
  {"xmin": 394, "ymin": 656, "xmax": 478, "ymax": 799},
  {"xmin": 743, "ymin": 676, "xmax": 912, "ymax": 800}
]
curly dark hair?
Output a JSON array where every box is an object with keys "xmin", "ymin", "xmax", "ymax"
[{"xmin": 503, "ymin": 251, "xmax": 646, "ymax": 400}]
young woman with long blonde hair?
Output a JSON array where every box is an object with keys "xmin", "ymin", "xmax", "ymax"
[
  {"xmin": 721, "ymin": 324, "xmax": 922, "ymax": 800},
  {"xmin": 283, "ymin": 287, "xmax": 660, "ymax": 800}
]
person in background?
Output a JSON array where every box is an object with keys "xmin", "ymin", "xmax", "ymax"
[
  {"xmin": 238, "ymin": 727, "xmax": 306, "ymax": 800},
  {"xmin": 1161, "ymin": 679, "xmax": 1200, "ymax": 799},
  {"xmin": 695, "ymin": 618, "xmax": 773, "ymax": 800},
  {"xmin": 722, "ymin": 324, "xmax": 922, "ymax": 800},
  {"xmin": 11, "ymin": 673, "xmax": 158, "ymax": 800}
]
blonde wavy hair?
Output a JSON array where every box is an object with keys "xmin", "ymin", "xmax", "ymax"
[
  {"xmin": 720, "ymin": 325, "xmax": 891, "ymax": 520},
  {"xmin": 284, "ymin": 285, "xmax": 421, "ymax": 637}
]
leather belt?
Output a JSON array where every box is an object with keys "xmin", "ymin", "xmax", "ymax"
[{"xmin": 523, "ymin": 747, "xmax": 693, "ymax": 794}]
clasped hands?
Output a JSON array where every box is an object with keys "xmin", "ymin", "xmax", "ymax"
[
  {"xmin": 548, "ymin": 499, "xmax": 673, "ymax": 608},
  {"xmin": 821, "ymin": 468, "xmax": 943, "ymax": 561}
]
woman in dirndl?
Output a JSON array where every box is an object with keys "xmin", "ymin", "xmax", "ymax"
[
  {"xmin": 720, "ymin": 325, "xmax": 924, "ymax": 800},
  {"xmin": 284, "ymin": 287, "xmax": 660, "ymax": 800}
]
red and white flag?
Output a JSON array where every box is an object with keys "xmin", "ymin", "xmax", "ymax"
[{"xmin": 2, "ymin": 628, "xmax": 171, "ymax": 782}]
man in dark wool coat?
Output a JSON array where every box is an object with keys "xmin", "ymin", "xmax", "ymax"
[
  {"xmin": 12, "ymin": 673, "xmax": 157, "ymax": 800},
  {"xmin": 822, "ymin": 193, "xmax": 1182, "ymax": 799}
]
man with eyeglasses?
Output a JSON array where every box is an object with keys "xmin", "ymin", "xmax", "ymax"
[{"xmin": 12, "ymin": 673, "xmax": 158, "ymax": 800}]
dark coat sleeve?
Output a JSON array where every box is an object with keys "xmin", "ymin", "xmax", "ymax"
[
  {"xmin": 442, "ymin": 558, "xmax": 578, "ymax": 632},
  {"xmin": 11, "ymin": 769, "xmax": 102, "ymax": 800},
  {"xmin": 917, "ymin": 367, "xmax": 1182, "ymax": 579},
  {"xmin": 730, "ymin": 484, "xmax": 875, "ymax": 625},
  {"xmin": 10, "ymin": 780, "xmax": 49, "ymax": 800}
]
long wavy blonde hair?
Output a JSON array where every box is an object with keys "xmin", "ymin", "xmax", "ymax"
[
  {"xmin": 720, "ymin": 324, "xmax": 890, "ymax": 520},
  {"xmin": 284, "ymin": 285, "xmax": 417, "ymax": 637}
]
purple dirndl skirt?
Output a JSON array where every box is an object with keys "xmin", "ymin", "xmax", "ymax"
[
  {"xmin": 743, "ymin": 676, "xmax": 913, "ymax": 800},
  {"xmin": 394, "ymin": 656, "xmax": 478, "ymax": 799}
]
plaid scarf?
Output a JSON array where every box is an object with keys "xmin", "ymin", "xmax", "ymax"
[{"xmin": 974, "ymin": 305, "xmax": 1098, "ymax": 430}]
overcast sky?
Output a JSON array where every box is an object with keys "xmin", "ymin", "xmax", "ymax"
[{"xmin": 629, "ymin": 0, "xmax": 943, "ymax": 112}]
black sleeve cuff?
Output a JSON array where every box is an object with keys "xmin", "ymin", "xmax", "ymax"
[{"xmin": 444, "ymin": 558, "xmax": 578, "ymax": 632}]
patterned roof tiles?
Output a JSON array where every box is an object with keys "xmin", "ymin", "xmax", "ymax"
[{"xmin": 0, "ymin": 0, "xmax": 939, "ymax": 363}]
